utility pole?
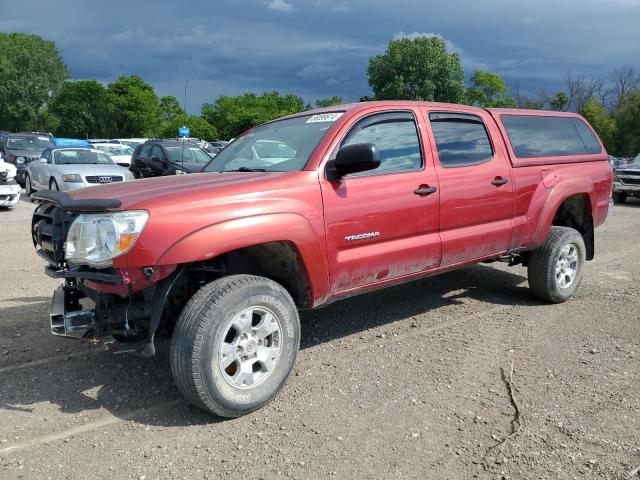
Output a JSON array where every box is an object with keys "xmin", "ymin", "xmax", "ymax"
[{"xmin": 184, "ymin": 78, "xmax": 188, "ymax": 113}]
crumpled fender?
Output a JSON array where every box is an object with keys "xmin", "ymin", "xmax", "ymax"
[
  {"xmin": 157, "ymin": 213, "xmax": 331, "ymax": 304},
  {"xmin": 532, "ymin": 176, "xmax": 595, "ymax": 245}
]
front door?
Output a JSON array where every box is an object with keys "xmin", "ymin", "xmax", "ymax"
[
  {"xmin": 422, "ymin": 107, "xmax": 514, "ymax": 266},
  {"xmin": 320, "ymin": 110, "xmax": 441, "ymax": 293}
]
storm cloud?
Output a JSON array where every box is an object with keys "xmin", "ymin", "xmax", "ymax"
[{"xmin": 2, "ymin": 0, "xmax": 638, "ymax": 112}]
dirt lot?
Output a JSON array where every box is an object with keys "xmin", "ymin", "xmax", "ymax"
[{"xmin": 0, "ymin": 195, "xmax": 639, "ymax": 480}]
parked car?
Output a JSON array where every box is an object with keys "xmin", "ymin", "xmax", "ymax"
[
  {"xmin": 30, "ymin": 102, "xmax": 612, "ymax": 418},
  {"xmin": 93, "ymin": 143, "xmax": 135, "ymax": 167},
  {"xmin": 0, "ymin": 132, "xmax": 54, "ymax": 186},
  {"xmin": 111, "ymin": 138, "xmax": 147, "ymax": 148},
  {"xmin": 612, "ymin": 153, "xmax": 640, "ymax": 203},
  {"xmin": 52, "ymin": 138, "xmax": 93, "ymax": 147},
  {"xmin": 25, "ymin": 146, "xmax": 134, "ymax": 194},
  {"xmin": 130, "ymin": 139, "xmax": 212, "ymax": 177},
  {"xmin": 0, "ymin": 152, "xmax": 21, "ymax": 208}
]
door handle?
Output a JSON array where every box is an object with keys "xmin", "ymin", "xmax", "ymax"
[
  {"xmin": 414, "ymin": 186, "xmax": 437, "ymax": 196},
  {"xmin": 491, "ymin": 177, "xmax": 508, "ymax": 186}
]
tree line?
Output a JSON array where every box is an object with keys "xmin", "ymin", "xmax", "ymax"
[{"xmin": 1, "ymin": 32, "xmax": 639, "ymax": 156}]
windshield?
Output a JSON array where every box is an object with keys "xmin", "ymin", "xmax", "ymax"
[
  {"xmin": 204, "ymin": 113, "xmax": 343, "ymax": 172},
  {"xmin": 54, "ymin": 149, "xmax": 114, "ymax": 165},
  {"xmin": 7, "ymin": 136, "xmax": 52, "ymax": 151},
  {"xmin": 96, "ymin": 145, "xmax": 134, "ymax": 156},
  {"xmin": 165, "ymin": 146, "xmax": 211, "ymax": 163}
]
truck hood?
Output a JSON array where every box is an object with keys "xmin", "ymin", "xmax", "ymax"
[{"xmin": 65, "ymin": 171, "xmax": 298, "ymax": 210}]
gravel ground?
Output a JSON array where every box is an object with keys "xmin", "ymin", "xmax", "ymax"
[{"xmin": 0, "ymin": 195, "xmax": 639, "ymax": 480}]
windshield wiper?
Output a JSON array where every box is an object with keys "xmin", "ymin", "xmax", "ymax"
[{"xmin": 228, "ymin": 167, "xmax": 267, "ymax": 172}]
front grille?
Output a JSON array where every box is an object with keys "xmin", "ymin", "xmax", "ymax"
[
  {"xmin": 618, "ymin": 170, "xmax": 640, "ymax": 177},
  {"xmin": 32, "ymin": 202, "xmax": 76, "ymax": 268},
  {"xmin": 620, "ymin": 177, "xmax": 640, "ymax": 185},
  {"xmin": 85, "ymin": 175, "xmax": 123, "ymax": 184}
]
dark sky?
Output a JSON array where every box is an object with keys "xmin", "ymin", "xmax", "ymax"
[{"xmin": 2, "ymin": 0, "xmax": 638, "ymax": 112}]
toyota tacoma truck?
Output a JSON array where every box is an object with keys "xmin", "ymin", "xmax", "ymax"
[{"xmin": 31, "ymin": 101, "xmax": 613, "ymax": 418}]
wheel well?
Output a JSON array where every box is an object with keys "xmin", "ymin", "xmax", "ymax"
[
  {"xmin": 552, "ymin": 194, "xmax": 594, "ymax": 260},
  {"xmin": 185, "ymin": 241, "xmax": 313, "ymax": 308}
]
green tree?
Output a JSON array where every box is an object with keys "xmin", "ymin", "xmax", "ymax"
[
  {"xmin": 612, "ymin": 90, "xmax": 640, "ymax": 156},
  {"xmin": 579, "ymin": 97, "xmax": 616, "ymax": 151},
  {"xmin": 549, "ymin": 92, "xmax": 569, "ymax": 111},
  {"xmin": 106, "ymin": 75, "xmax": 162, "ymax": 137},
  {"xmin": 0, "ymin": 33, "xmax": 68, "ymax": 131},
  {"xmin": 367, "ymin": 36, "xmax": 466, "ymax": 103},
  {"xmin": 315, "ymin": 96, "xmax": 343, "ymax": 108},
  {"xmin": 159, "ymin": 114, "xmax": 218, "ymax": 140},
  {"xmin": 201, "ymin": 91, "xmax": 305, "ymax": 139},
  {"xmin": 48, "ymin": 80, "xmax": 111, "ymax": 138},
  {"xmin": 466, "ymin": 70, "xmax": 516, "ymax": 107},
  {"xmin": 159, "ymin": 95, "xmax": 185, "ymax": 122}
]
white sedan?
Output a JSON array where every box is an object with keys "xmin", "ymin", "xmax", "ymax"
[{"xmin": 93, "ymin": 143, "xmax": 135, "ymax": 167}]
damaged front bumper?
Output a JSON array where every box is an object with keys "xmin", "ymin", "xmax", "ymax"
[
  {"xmin": 50, "ymin": 285, "xmax": 96, "ymax": 339},
  {"xmin": 0, "ymin": 183, "xmax": 21, "ymax": 207},
  {"xmin": 47, "ymin": 266, "xmax": 184, "ymax": 357}
]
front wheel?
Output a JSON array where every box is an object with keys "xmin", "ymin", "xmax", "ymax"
[
  {"xmin": 170, "ymin": 275, "xmax": 300, "ymax": 418},
  {"xmin": 612, "ymin": 192, "xmax": 626, "ymax": 204},
  {"xmin": 527, "ymin": 226, "xmax": 586, "ymax": 303},
  {"xmin": 25, "ymin": 174, "xmax": 34, "ymax": 196}
]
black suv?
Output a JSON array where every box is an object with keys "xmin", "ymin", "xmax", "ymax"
[
  {"xmin": 130, "ymin": 139, "xmax": 212, "ymax": 178},
  {"xmin": 0, "ymin": 133, "xmax": 54, "ymax": 186}
]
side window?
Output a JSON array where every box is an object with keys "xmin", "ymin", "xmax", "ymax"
[
  {"xmin": 150, "ymin": 145, "xmax": 164, "ymax": 160},
  {"xmin": 139, "ymin": 144, "xmax": 152, "ymax": 157},
  {"xmin": 342, "ymin": 112, "xmax": 422, "ymax": 175},
  {"xmin": 429, "ymin": 113, "xmax": 493, "ymax": 168},
  {"xmin": 500, "ymin": 115, "xmax": 602, "ymax": 158}
]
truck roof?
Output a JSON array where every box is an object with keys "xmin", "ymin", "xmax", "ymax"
[{"xmin": 286, "ymin": 101, "xmax": 581, "ymax": 119}]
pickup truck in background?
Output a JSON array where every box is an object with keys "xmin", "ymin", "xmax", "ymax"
[{"xmin": 31, "ymin": 101, "xmax": 613, "ymax": 417}]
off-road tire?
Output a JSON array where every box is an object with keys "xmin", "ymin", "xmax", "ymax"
[
  {"xmin": 170, "ymin": 275, "xmax": 300, "ymax": 418},
  {"xmin": 528, "ymin": 226, "xmax": 586, "ymax": 303},
  {"xmin": 612, "ymin": 192, "xmax": 626, "ymax": 204}
]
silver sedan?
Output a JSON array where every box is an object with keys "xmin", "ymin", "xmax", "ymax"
[{"xmin": 25, "ymin": 147, "xmax": 134, "ymax": 194}]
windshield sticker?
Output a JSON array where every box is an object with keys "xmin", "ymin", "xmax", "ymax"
[{"xmin": 306, "ymin": 112, "xmax": 344, "ymax": 123}]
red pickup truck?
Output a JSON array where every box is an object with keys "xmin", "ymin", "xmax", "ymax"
[{"xmin": 31, "ymin": 101, "xmax": 612, "ymax": 417}]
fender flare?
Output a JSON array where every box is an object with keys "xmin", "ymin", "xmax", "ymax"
[
  {"xmin": 157, "ymin": 213, "xmax": 331, "ymax": 305},
  {"xmin": 532, "ymin": 176, "xmax": 595, "ymax": 245}
]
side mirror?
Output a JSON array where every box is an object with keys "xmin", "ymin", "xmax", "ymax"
[{"xmin": 328, "ymin": 143, "xmax": 380, "ymax": 180}]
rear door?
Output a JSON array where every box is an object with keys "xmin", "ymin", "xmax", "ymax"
[
  {"xmin": 320, "ymin": 109, "xmax": 441, "ymax": 292},
  {"xmin": 421, "ymin": 106, "xmax": 514, "ymax": 266}
]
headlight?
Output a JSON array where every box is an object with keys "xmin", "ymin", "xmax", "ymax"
[
  {"xmin": 62, "ymin": 174, "xmax": 83, "ymax": 183},
  {"xmin": 65, "ymin": 211, "xmax": 149, "ymax": 268},
  {"xmin": 16, "ymin": 157, "xmax": 25, "ymax": 164}
]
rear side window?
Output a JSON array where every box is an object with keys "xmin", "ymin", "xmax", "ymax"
[
  {"xmin": 429, "ymin": 113, "xmax": 493, "ymax": 167},
  {"xmin": 501, "ymin": 115, "xmax": 602, "ymax": 158}
]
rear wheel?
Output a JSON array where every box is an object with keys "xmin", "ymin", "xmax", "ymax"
[
  {"xmin": 170, "ymin": 275, "xmax": 300, "ymax": 418},
  {"xmin": 528, "ymin": 226, "xmax": 586, "ymax": 303},
  {"xmin": 49, "ymin": 178, "xmax": 59, "ymax": 191},
  {"xmin": 612, "ymin": 192, "xmax": 626, "ymax": 204}
]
